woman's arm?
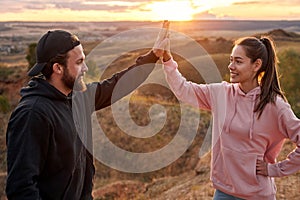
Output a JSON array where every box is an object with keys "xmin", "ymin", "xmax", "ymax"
[
  {"xmin": 267, "ymin": 105, "xmax": 300, "ymax": 177},
  {"xmin": 163, "ymin": 58, "xmax": 212, "ymax": 110},
  {"xmin": 155, "ymin": 21, "xmax": 213, "ymax": 110}
]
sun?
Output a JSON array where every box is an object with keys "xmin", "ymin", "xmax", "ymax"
[{"xmin": 147, "ymin": 1, "xmax": 196, "ymax": 21}]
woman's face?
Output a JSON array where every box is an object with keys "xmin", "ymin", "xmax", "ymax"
[{"xmin": 228, "ymin": 45, "xmax": 260, "ymax": 90}]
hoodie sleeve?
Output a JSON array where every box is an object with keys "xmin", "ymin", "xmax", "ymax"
[
  {"xmin": 93, "ymin": 50, "xmax": 159, "ymax": 110},
  {"xmin": 6, "ymin": 109, "xmax": 49, "ymax": 199},
  {"xmin": 80, "ymin": 151, "xmax": 95, "ymax": 200},
  {"xmin": 267, "ymin": 103, "xmax": 300, "ymax": 177},
  {"xmin": 163, "ymin": 58, "xmax": 212, "ymax": 110}
]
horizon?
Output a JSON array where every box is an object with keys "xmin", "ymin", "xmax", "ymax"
[
  {"xmin": 2, "ymin": 19, "xmax": 300, "ymax": 23},
  {"xmin": 2, "ymin": 20, "xmax": 299, "ymax": 39}
]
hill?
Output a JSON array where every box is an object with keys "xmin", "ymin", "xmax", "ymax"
[
  {"xmin": 1, "ymin": 26, "xmax": 300, "ymax": 199},
  {"xmin": 254, "ymin": 28, "xmax": 300, "ymax": 41}
]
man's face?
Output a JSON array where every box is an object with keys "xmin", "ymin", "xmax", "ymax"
[{"xmin": 62, "ymin": 44, "xmax": 88, "ymax": 92}]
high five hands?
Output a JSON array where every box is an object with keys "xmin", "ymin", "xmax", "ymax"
[{"xmin": 153, "ymin": 20, "xmax": 172, "ymax": 62}]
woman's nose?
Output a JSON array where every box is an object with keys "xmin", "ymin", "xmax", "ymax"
[{"xmin": 228, "ymin": 62, "xmax": 234, "ymax": 70}]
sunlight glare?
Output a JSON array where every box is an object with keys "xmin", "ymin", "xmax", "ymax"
[{"xmin": 148, "ymin": 1, "xmax": 196, "ymax": 21}]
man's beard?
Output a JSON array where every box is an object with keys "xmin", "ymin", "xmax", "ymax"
[{"xmin": 62, "ymin": 67, "xmax": 87, "ymax": 92}]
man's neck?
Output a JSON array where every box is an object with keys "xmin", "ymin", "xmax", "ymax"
[{"xmin": 47, "ymin": 78, "xmax": 71, "ymax": 96}]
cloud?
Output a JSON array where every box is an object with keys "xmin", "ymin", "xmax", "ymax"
[
  {"xmin": 193, "ymin": 11, "xmax": 217, "ymax": 20},
  {"xmin": 3, "ymin": 0, "xmax": 297, "ymax": 14},
  {"xmin": 1, "ymin": 0, "xmax": 299, "ymax": 21},
  {"xmin": 0, "ymin": 0, "xmax": 157, "ymax": 13},
  {"xmin": 0, "ymin": 0, "xmax": 28, "ymax": 12},
  {"xmin": 232, "ymin": 1, "xmax": 260, "ymax": 5},
  {"xmin": 232, "ymin": 0, "xmax": 300, "ymax": 5},
  {"xmin": 193, "ymin": 10, "xmax": 236, "ymax": 20},
  {"xmin": 54, "ymin": 2, "xmax": 129, "ymax": 12}
]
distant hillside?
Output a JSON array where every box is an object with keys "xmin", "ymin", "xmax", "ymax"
[
  {"xmin": 255, "ymin": 28, "xmax": 300, "ymax": 41},
  {"xmin": 268, "ymin": 29, "xmax": 300, "ymax": 38}
]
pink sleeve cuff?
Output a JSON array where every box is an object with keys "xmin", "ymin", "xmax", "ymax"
[
  {"xmin": 268, "ymin": 163, "xmax": 281, "ymax": 177},
  {"xmin": 163, "ymin": 58, "xmax": 178, "ymax": 71}
]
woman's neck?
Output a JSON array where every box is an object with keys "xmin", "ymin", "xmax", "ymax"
[{"xmin": 238, "ymin": 82, "xmax": 259, "ymax": 94}]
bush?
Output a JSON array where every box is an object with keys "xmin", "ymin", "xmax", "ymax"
[
  {"xmin": 26, "ymin": 43, "xmax": 37, "ymax": 71},
  {"xmin": 0, "ymin": 66, "xmax": 14, "ymax": 81},
  {"xmin": 278, "ymin": 49, "xmax": 300, "ymax": 116}
]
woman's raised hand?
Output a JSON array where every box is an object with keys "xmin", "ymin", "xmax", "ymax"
[{"xmin": 153, "ymin": 20, "xmax": 171, "ymax": 60}]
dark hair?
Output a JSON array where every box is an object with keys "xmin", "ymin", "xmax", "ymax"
[
  {"xmin": 234, "ymin": 36, "xmax": 286, "ymax": 118},
  {"xmin": 42, "ymin": 52, "xmax": 69, "ymax": 79}
]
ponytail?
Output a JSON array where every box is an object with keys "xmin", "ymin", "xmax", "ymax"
[
  {"xmin": 255, "ymin": 37, "xmax": 286, "ymax": 118},
  {"xmin": 234, "ymin": 36, "xmax": 286, "ymax": 118}
]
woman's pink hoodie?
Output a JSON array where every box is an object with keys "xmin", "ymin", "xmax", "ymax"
[{"xmin": 163, "ymin": 59, "xmax": 300, "ymax": 200}]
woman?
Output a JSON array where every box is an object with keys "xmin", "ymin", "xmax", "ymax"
[{"xmin": 157, "ymin": 24, "xmax": 300, "ymax": 199}]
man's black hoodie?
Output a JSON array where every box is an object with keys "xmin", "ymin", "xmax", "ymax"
[{"xmin": 6, "ymin": 51, "xmax": 158, "ymax": 199}]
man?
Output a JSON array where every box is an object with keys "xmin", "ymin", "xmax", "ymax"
[{"xmin": 6, "ymin": 24, "xmax": 169, "ymax": 199}]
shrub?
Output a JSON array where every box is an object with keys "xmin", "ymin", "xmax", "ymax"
[
  {"xmin": 0, "ymin": 66, "xmax": 14, "ymax": 81},
  {"xmin": 0, "ymin": 95, "xmax": 10, "ymax": 113},
  {"xmin": 26, "ymin": 43, "xmax": 37, "ymax": 71},
  {"xmin": 278, "ymin": 49, "xmax": 300, "ymax": 116}
]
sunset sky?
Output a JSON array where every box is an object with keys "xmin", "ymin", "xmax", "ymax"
[{"xmin": 1, "ymin": 0, "xmax": 300, "ymax": 22}]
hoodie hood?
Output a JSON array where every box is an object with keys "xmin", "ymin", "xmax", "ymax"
[
  {"xmin": 225, "ymin": 84, "xmax": 261, "ymax": 139},
  {"xmin": 20, "ymin": 77, "xmax": 70, "ymax": 101}
]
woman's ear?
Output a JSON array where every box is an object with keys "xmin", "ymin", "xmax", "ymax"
[
  {"xmin": 52, "ymin": 63, "xmax": 63, "ymax": 75},
  {"xmin": 254, "ymin": 58, "xmax": 263, "ymax": 72}
]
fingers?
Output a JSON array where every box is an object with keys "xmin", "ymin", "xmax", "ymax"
[
  {"xmin": 157, "ymin": 38, "xmax": 170, "ymax": 51},
  {"xmin": 153, "ymin": 38, "xmax": 170, "ymax": 58},
  {"xmin": 153, "ymin": 20, "xmax": 171, "ymax": 58},
  {"xmin": 156, "ymin": 26, "xmax": 169, "ymax": 43},
  {"xmin": 162, "ymin": 51, "xmax": 172, "ymax": 62},
  {"xmin": 153, "ymin": 49, "xmax": 164, "ymax": 58},
  {"xmin": 155, "ymin": 20, "xmax": 170, "ymax": 43},
  {"xmin": 256, "ymin": 159, "xmax": 268, "ymax": 176},
  {"xmin": 162, "ymin": 20, "xmax": 170, "ymax": 29}
]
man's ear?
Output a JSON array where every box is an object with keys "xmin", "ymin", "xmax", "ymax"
[
  {"xmin": 254, "ymin": 58, "xmax": 263, "ymax": 72},
  {"xmin": 52, "ymin": 63, "xmax": 63, "ymax": 75}
]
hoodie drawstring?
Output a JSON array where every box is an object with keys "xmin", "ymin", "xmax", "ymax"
[
  {"xmin": 249, "ymin": 89, "xmax": 258, "ymax": 139},
  {"xmin": 225, "ymin": 85, "xmax": 259, "ymax": 140},
  {"xmin": 225, "ymin": 86, "xmax": 237, "ymax": 134}
]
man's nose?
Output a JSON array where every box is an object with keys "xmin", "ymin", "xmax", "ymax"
[{"xmin": 82, "ymin": 62, "xmax": 88, "ymax": 72}]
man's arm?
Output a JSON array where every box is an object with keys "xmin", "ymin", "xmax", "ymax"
[{"xmin": 93, "ymin": 50, "xmax": 159, "ymax": 110}]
